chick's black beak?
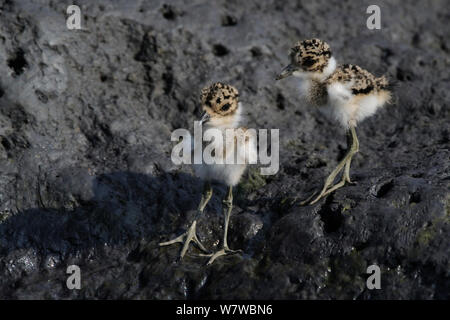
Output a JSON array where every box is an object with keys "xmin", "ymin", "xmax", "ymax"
[
  {"xmin": 276, "ymin": 64, "xmax": 296, "ymax": 80},
  {"xmin": 201, "ymin": 111, "xmax": 210, "ymax": 124}
]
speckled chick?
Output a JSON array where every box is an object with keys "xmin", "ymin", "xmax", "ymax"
[
  {"xmin": 160, "ymin": 83, "xmax": 256, "ymax": 264},
  {"xmin": 277, "ymin": 38, "xmax": 391, "ymax": 128},
  {"xmin": 195, "ymin": 82, "xmax": 256, "ymax": 186},
  {"xmin": 195, "ymin": 82, "xmax": 257, "ymax": 264},
  {"xmin": 276, "ymin": 38, "xmax": 392, "ymax": 204}
]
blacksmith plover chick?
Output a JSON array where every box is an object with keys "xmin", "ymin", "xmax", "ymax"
[
  {"xmin": 276, "ymin": 39, "xmax": 391, "ymax": 204},
  {"xmin": 160, "ymin": 83, "xmax": 257, "ymax": 265}
]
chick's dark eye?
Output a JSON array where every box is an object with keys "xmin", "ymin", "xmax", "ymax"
[
  {"xmin": 221, "ymin": 103, "xmax": 231, "ymax": 111},
  {"xmin": 302, "ymin": 57, "xmax": 316, "ymax": 67}
]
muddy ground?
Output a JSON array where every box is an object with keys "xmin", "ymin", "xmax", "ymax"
[{"xmin": 0, "ymin": 0, "xmax": 448, "ymax": 299}]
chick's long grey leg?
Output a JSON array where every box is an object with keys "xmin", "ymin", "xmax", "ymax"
[
  {"xmin": 344, "ymin": 126, "xmax": 359, "ymax": 183},
  {"xmin": 159, "ymin": 182, "xmax": 213, "ymax": 259},
  {"xmin": 222, "ymin": 186, "xmax": 233, "ymax": 250},
  {"xmin": 206, "ymin": 186, "xmax": 242, "ymax": 265},
  {"xmin": 319, "ymin": 127, "xmax": 360, "ymax": 198},
  {"xmin": 310, "ymin": 127, "xmax": 358, "ymax": 205},
  {"xmin": 309, "ymin": 154, "xmax": 350, "ymax": 204}
]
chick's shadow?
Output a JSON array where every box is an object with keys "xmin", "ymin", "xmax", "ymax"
[{"xmin": 0, "ymin": 170, "xmax": 225, "ymax": 264}]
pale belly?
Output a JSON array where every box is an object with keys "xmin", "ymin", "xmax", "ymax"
[{"xmin": 194, "ymin": 163, "xmax": 247, "ymax": 186}]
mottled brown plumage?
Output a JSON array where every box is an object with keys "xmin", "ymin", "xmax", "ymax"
[
  {"xmin": 201, "ymin": 82, "xmax": 239, "ymax": 117},
  {"xmin": 289, "ymin": 38, "xmax": 332, "ymax": 72},
  {"xmin": 326, "ymin": 64, "xmax": 389, "ymax": 95}
]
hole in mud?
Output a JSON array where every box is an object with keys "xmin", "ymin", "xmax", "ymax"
[
  {"xmin": 318, "ymin": 197, "xmax": 344, "ymax": 233},
  {"xmin": 412, "ymin": 33, "xmax": 420, "ymax": 46},
  {"xmin": 396, "ymin": 67, "xmax": 414, "ymax": 81},
  {"xmin": 0, "ymin": 87, "xmax": 4, "ymax": 98},
  {"xmin": 162, "ymin": 68, "xmax": 173, "ymax": 94},
  {"xmin": 161, "ymin": 4, "xmax": 176, "ymax": 20},
  {"xmin": 354, "ymin": 241, "xmax": 369, "ymax": 251},
  {"xmin": 221, "ymin": 14, "xmax": 237, "ymax": 26},
  {"xmin": 387, "ymin": 140, "xmax": 398, "ymax": 148},
  {"xmin": 411, "ymin": 172, "xmax": 424, "ymax": 178},
  {"xmin": 35, "ymin": 90, "xmax": 48, "ymax": 103},
  {"xmin": 212, "ymin": 44, "xmax": 229, "ymax": 57},
  {"xmin": 250, "ymin": 46, "xmax": 262, "ymax": 58},
  {"xmin": 7, "ymin": 48, "xmax": 28, "ymax": 76},
  {"xmin": 276, "ymin": 93, "xmax": 285, "ymax": 110},
  {"xmin": 409, "ymin": 191, "xmax": 421, "ymax": 204},
  {"xmin": 376, "ymin": 180, "xmax": 394, "ymax": 198},
  {"xmin": 1, "ymin": 136, "xmax": 11, "ymax": 150}
]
